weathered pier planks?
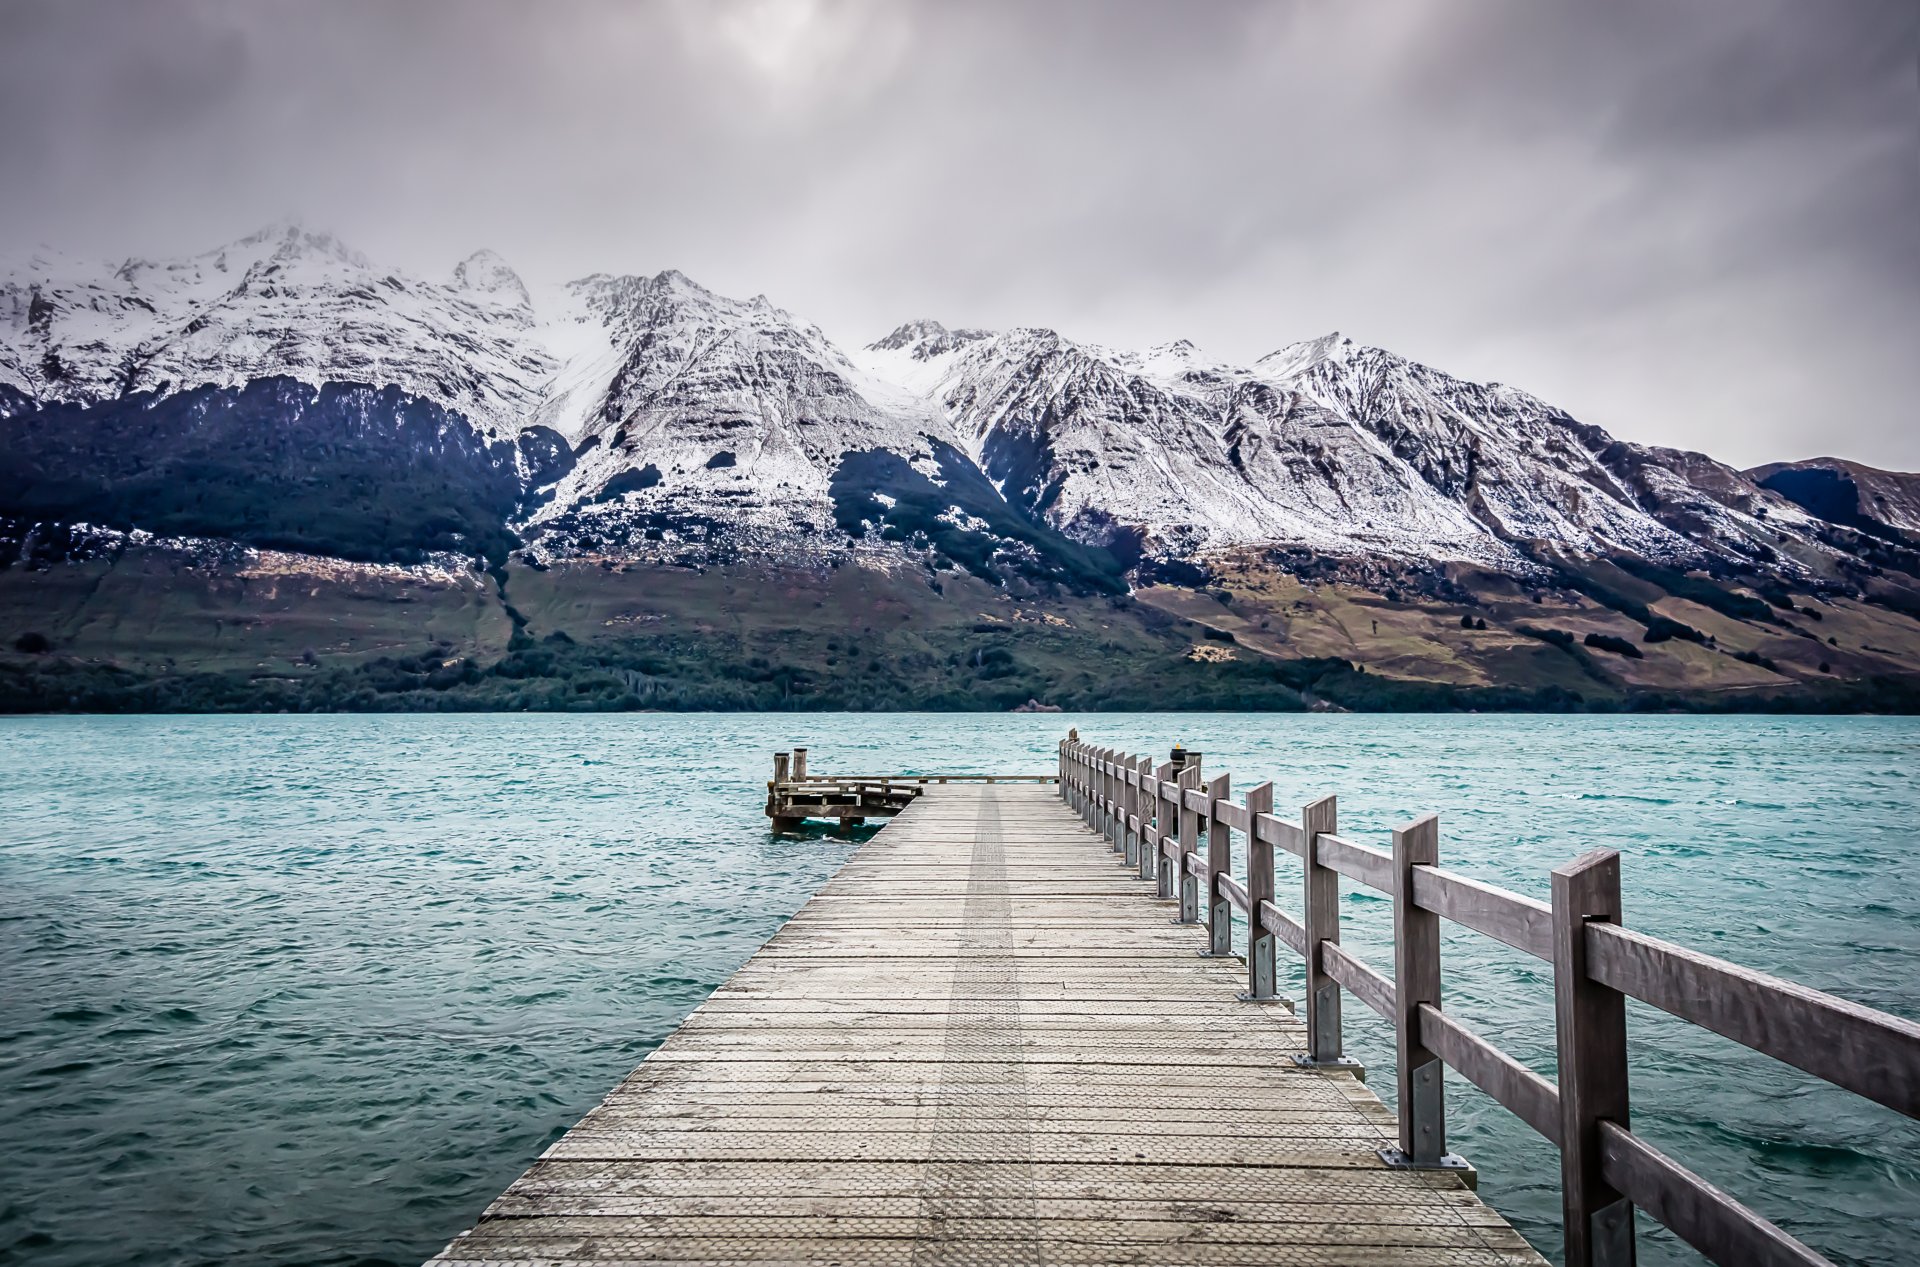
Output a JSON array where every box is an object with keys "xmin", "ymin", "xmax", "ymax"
[{"xmin": 427, "ymin": 781, "xmax": 1546, "ymax": 1266}]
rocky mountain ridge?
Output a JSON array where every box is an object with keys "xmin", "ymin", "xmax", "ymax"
[{"xmin": 4, "ymin": 224, "xmax": 1915, "ymax": 604}]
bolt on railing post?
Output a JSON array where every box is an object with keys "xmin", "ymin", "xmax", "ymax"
[
  {"xmin": 1174, "ymin": 763, "xmax": 1202, "ymax": 921},
  {"xmin": 1204, "ymin": 773, "xmax": 1232, "ymax": 955},
  {"xmin": 1296, "ymin": 795, "xmax": 1358, "ymax": 1070},
  {"xmin": 1552, "ymin": 849, "xmax": 1636, "ymax": 1267},
  {"xmin": 1238, "ymin": 782, "xmax": 1277, "ymax": 1001},
  {"xmin": 1382, "ymin": 814, "xmax": 1466, "ymax": 1171}
]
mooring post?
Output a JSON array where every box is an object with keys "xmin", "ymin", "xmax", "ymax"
[
  {"xmin": 1238, "ymin": 782, "xmax": 1277, "ymax": 1001},
  {"xmin": 1175, "ymin": 761, "xmax": 1202, "ymax": 921},
  {"xmin": 1552, "ymin": 849, "xmax": 1636, "ymax": 1267},
  {"xmin": 793, "ymin": 747, "xmax": 808, "ymax": 780},
  {"xmin": 1384, "ymin": 814, "xmax": 1465, "ymax": 1170},
  {"xmin": 774, "ymin": 751, "xmax": 790, "ymax": 784},
  {"xmin": 1297, "ymin": 795, "xmax": 1357, "ymax": 1069},
  {"xmin": 1204, "ymin": 773, "xmax": 1233, "ymax": 954}
]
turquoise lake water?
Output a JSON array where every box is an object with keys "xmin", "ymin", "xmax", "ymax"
[{"xmin": 0, "ymin": 714, "xmax": 1915, "ymax": 1266}]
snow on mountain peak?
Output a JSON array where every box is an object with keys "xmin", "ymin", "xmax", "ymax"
[
  {"xmin": 1, "ymin": 226, "xmax": 1858, "ymax": 583},
  {"xmin": 869, "ymin": 318, "xmax": 993, "ymax": 360},
  {"xmin": 451, "ymin": 249, "xmax": 532, "ymax": 312}
]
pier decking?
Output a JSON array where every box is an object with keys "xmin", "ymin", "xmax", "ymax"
[
  {"xmin": 428, "ymin": 781, "xmax": 1543, "ymax": 1266},
  {"xmin": 430, "ymin": 734, "xmax": 1919, "ymax": 1267}
]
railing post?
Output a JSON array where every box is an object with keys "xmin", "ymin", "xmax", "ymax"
[
  {"xmin": 1297, "ymin": 794, "xmax": 1358, "ymax": 1070},
  {"xmin": 1121, "ymin": 756, "xmax": 1136, "ymax": 867},
  {"xmin": 1174, "ymin": 763, "xmax": 1202, "ymax": 919},
  {"xmin": 1075, "ymin": 743, "xmax": 1088, "ymax": 819},
  {"xmin": 1102, "ymin": 748, "xmax": 1117, "ymax": 844},
  {"xmin": 1056, "ymin": 739, "xmax": 1067, "ymax": 799},
  {"xmin": 1116, "ymin": 752, "xmax": 1134, "ymax": 856},
  {"xmin": 1238, "ymin": 782, "xmax": 1277, "ymax": 1001},
  {"xmin": 1144, "ymin": 761, "xmax": 1172, "ymax": 883},
  {"xmin": 1204, "ymin": 773, "xmax": 1232, "ymax": 955},
  {"xmin": 1383, "ymin": 814, "xmax": 1466, "ymax": 1171},
  {"xmin": 1157, "ymin": 764, "xmax": 1186, "ymax": 899},
  {"xmin": 1552, "ymin": 849, "xmax": 1636, "ymax": 1267}
]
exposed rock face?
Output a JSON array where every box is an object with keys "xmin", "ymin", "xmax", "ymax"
[
  {"xmin": 0, "ymin": 225, "xmax": 1911, "ymax": 596},
  {"xmin": 1750, "ymin": 458, "xmax": 1920, "ymax": 542}
]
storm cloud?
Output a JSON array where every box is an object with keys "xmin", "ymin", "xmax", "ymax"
[{"xmin": 2, "ymin": 0, "xmax": 1915, "ymax": 469}]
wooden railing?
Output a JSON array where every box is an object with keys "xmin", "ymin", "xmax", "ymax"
[{"xmin": 1057, "ymin": 733, "xmax": 1920, "ymax": 1267}]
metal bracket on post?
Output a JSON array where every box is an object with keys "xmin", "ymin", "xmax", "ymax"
[{"xmin": 1377, "ymin": 1059, "xmax": 1470, "ymax": 1172}]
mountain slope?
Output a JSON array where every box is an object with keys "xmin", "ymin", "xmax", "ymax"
[{"xmin": 2, "ymin": 224, "xmax": 1918, "ymax": 711}]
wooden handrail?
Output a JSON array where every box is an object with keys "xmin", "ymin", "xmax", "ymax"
[
  {"xmin": 1586, "ymin": 922, "xmax": 1920, "ymax": 1118},
  {"xmin": 1055, "ymin": 734, "xmax": 1916, "ymax": 1267}
]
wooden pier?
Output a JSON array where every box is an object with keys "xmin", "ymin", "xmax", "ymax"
[
  {"xmin": 763, "ymin": 745, "xmax": 1054, "ymax": 830},
  {"xmin": 429, "ymin": 733, "xmax": 1920, "ymax": 1267}
]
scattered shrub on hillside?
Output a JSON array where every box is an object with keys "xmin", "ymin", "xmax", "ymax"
[
  {"xmin": 13, "ymin": 631, "xmax": 52, "ymax": 654},
  {"xmin": 1733, "ymin": 649, "xmax": 1780, "ymax": 672},
  {"xmin": 1643, "ymin": 616, "xmax": 1707, "ymax": 645},
  {"xmin": 1516, "ymin": 625, "xmax": 1574, "ymax": 647},
  {"xmin": 1584, "ymin": 633, "xmax": 1645, "ymax": 659},
  {"xmin": 1203, "ymin": 627, "xmax": 1237, "ymax": 643}
]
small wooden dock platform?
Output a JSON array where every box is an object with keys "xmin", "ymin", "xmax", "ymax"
[{"xmin": 428, "ymin": 781, "xmax": 1542, "ymax": 1266}]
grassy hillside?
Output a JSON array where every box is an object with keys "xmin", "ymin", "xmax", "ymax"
[{"xmin": 3, "ymin": 543, "xmax": 1918, "ymax": 712}]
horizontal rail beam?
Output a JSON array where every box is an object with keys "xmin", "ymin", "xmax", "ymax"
[
  {"xmin": 1322, "ymin": 942, "xmax": 1394, "ymax": 1021},
  {"xmin": 1258, "ymin": 899, "xmax": 1308, "ymax": 958},
  {"xmin": 1417, "ymin": 1003, "xmax": 1562, "ymax": 1145},
  {"xmin": 1412, "ymin": 865, "xmax": 1554, "ymax": 961},
  {"xmin": 1317, "ymin": 832, "xmax": 1392, "ymax": 893},
  {"xmin": 1254, "ymin": 813, "xmax": 1305, "ymax": 859},
  {"xmin": 1598, "ymin": 1122, "xmax": 1834, "ymax": 1267},
  {"xmin": 1586, "ymin": 923, "xmax": 1920, "ymax": 1118},
  {"xmin": 1219, "ymin": 873, "xmax": 1250, "ymax": 915}
]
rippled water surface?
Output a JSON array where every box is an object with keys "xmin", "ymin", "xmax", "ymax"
[{"xmin": 1, "ymin": 714, "xmax": 1915, "ymax": 1266}]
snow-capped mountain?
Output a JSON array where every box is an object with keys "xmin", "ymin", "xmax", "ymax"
[
  {"xmin": 0, "ymin": 225, "xmax": 1899, "ymax": 592},
  {"xmin": 1, "ymin": 223, "xmax": 556, "ymax": 440}
]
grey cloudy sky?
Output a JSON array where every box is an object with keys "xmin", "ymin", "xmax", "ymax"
[{"xmin": 2, "ymin": 0, "xmax": 1915, "ymax": 470}]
